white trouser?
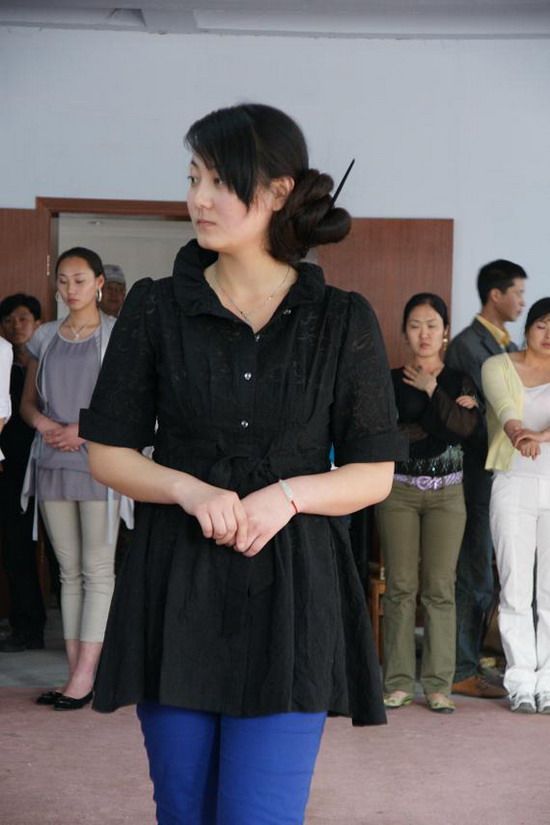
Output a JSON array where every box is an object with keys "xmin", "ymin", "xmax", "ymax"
[
  {"xmin": 39, "ymin": 500, "xmax": 119, "ymax": 643},
  {"xmin": 490, "ymin": 473, "xmax": 550, "ymax": 696}
]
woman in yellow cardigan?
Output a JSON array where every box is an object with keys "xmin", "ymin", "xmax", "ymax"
[{"xmin": 482, "ymin": 297, "xmax": 550, "ymax": 714}]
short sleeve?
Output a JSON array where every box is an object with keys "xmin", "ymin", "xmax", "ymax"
[
  {"xmin": 26, "ymin": 323, "xmax": 50, "ymax": 361},
  {"xmin": 79, "ymin": 278, "xmax": 158, "ymax": 449},
  {"xmin": 331, "ymin": 293, "xmax": 408, "ymax": 466}
]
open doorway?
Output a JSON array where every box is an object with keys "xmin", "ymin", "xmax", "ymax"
[
  {"xmin": 46, "ymin": 197, "xmax": 193, "ymax": 318},
  {"xmin": 56, "ymin": 213, "xmax": 195, "ymax": 316},
  {"xmin": 58, "ymin": 214, "xmax": 195, "ymax": 290}
]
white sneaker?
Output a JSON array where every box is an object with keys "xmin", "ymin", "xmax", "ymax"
[
  {"xmin": 509, "ymin": 694, "xmax": 536, "ymax": 714},
  {"xmin": 536, "ymin": 693, "xmax": 550, "ymax": 714}
]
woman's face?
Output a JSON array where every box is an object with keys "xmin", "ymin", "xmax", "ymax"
[
  {"xmin": 186, "ymin": 155, "xmax": 275, "ymax": 256},
  {"xmin": 404, "ymin": 303, "xmax": 447, "ymax": 358},
  {"xmin": 526, "ymin": 313, "xmax": 550, "ymax": 358},
  {"xmin": 56, "ymin": 257, "xmax": 104, "ymax": 313}
]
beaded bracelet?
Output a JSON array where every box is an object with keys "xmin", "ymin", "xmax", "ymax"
[{"xmin": 278, "ymin": 479, "xmax": 299, "ymax": 515}]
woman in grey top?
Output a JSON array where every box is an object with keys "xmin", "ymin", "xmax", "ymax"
[{"xmin": 21, "ymin": 247, "xmax": 126, "ymax": 710}]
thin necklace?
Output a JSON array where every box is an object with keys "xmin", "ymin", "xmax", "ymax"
[
  {"xmin": 213, "ymin": 266, "xmax": 290, "ymax": 323},
  {"xmin": 64, "ymin": 319, "xmax": 99, "ymax": 340}
]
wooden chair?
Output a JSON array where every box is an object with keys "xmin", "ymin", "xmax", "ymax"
[
  {"xmin": 368, "ymin": 552, "xmax": 427, "ymax": 664},
  {"xmin": 368, "ymin": 560, "xmax": 386, "ymax": 662}
]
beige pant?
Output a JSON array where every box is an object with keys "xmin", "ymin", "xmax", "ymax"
[
  {"xmin": 376, "ymin": 481, "xmax": 466, "ymax": 695},
  {"xmin": 40, "ymin": 500, "xmax": 119, "ymax": 642}
]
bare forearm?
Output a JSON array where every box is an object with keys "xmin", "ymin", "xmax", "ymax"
[
  {"xmin": 20, "ymin": 401, "xmax": 56, "ymax": 434},
  {"xmin": 88, "ymin": 444, "xmax": 394, "ymax": 519},
  {"xmin": 503, "ymin": 419, "xmax": 522, "ymax": 441},
  {"xmin": 20, "ymin": 359, "xmax": 55, "ymax": 433},
  {"xmin": 288, "ymin": 462, "xmax": 394, "ymax": 517},
  {"xmin": 513, "ymin": 425, "xmax": 550, "ymax": 447},
  {"xmin": 87, "ymin": 442, "xmax": 206, "ymax": 506}
]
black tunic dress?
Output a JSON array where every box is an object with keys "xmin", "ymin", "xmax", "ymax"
[{"xmin": 80, "ymin": 240, "xmax": 407, "ymax": 725}]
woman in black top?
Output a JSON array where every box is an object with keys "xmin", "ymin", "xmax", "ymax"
[
  {"xmin": 376, "ymin": 293, "xmax": 480, "ymax": 714},
  {"xmin": 79, "ymin": 103, "xmax": 406, "ymax": 824}
]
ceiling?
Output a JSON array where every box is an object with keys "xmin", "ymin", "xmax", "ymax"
[{"xmin": 1, "ymin": 1, "xmax": 550, "ymax": 39}]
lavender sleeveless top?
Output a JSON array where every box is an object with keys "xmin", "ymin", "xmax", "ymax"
[{"xmin": 33, "ymin": 330, "xmax": 112, "ymax": 501}]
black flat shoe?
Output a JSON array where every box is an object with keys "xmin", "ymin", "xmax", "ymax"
[
  {"xmin": 36, "ymin": 690, "xmax": 63, "ymax": 705},
  {"xmin": 53, "ymin": 691, "xmax": 93, "ymax": 711}
]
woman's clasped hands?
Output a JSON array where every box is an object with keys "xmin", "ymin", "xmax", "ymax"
[
  {"xmin": 42, "ymin": 422, "xmax": 85, "ymax": 452},
  {"xmin": 504, "ymin": 419, "xmax": 548, "ymax": 459},
  {"xmin": 182, "ymin": 480, "xmax": 297, "ymax": 558},
  {"xmin": 512, "ymin": 428, "xmax": 549, "ymax": 458}
]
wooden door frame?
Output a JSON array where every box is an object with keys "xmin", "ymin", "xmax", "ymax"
[{"xmin": 36, "ymin": 196, "xmax": 190, "ymax": 220}]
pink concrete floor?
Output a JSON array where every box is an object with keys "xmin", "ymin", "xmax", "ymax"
[{"xmin": 1, "ymin": 687, "xmax": 549, "ymax": 825}]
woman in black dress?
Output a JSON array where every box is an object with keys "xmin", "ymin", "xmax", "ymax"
[{"xmin": 80, "ymin": 103, "xmax": 406, "ymax": 824}]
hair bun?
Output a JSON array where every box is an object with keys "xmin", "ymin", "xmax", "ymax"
[{"xmin": 269, "ymin": 168, "xmax": 351, "ymax": 263}]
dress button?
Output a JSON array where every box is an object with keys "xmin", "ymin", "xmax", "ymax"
[
  {"xmin": 240, "ymin": 420, "xmax": 249, "ymax": 429},
  {"xmin": 254, "ymin": 334, "xmax": 261, "ymax": 342},
  {"xmin": 243, "ymin": 372, "xmax": 252, "ymax": 381},
  {"xmin": 282, "ymin": 308, "xmax": 292, "ymax": 315}
]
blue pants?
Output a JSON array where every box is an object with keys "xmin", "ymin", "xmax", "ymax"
[{"xmin": 137, "ymin": 702, "xmax": 326, "ymax": 825}]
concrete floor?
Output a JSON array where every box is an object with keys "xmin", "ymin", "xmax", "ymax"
[
  {"xmin": 0, "ymin": 610, "xmax": 67, "ymax": 689},
  {"xmin": 2, "ymin": 613, "xmax": 549, "ymax": 824}
]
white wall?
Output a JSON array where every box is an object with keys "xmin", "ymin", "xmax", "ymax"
[{"xmin": 1, "ymin": 27, "xmax": 549, "ymax": 340}]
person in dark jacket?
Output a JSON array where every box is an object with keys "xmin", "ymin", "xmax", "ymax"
[
  {"xmin": 79, "ymin": 102, "xmax": 407, "ymax": 825},
  {"xmin": 447, "ymin": 260, "xmax": 527, "ymax": 699},
  {"xmin": 0, "ymin": 293, "xmax": 45, "ymax": 652}
]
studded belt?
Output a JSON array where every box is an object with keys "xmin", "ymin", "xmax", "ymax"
[{"xmin": 394, "ymin": 471, "xmax": 463, "ymax": 491}]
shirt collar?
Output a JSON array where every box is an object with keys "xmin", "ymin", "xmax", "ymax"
[
  {"xmin": 475, "ymin": 314, "xmax": 511, "ymax": 348},
  {"xmin": 172, "ymin": 240, "xmax": 326, "ymax": 317}
]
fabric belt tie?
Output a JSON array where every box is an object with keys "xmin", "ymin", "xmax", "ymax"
[{"xmin": 156, "ymin": 438, "xmax": 328, "ymax": 637}]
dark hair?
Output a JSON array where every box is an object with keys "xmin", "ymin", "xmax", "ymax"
[
  {"xmin": 0, "ymin": 293, "xmax": 41, "ymax": 321},
  {"xmin": 402, "ymin": 292, "xmax": 449, "ymax": 332},
  {"xmin": 525, "ymin": 297, "xmax": 550, "ymax": 333},
  {"xmin": 185, "ymin": 103, "xmax": 351, "ymax": 264},
  {"xmin": 477, "ymin": 259, "xmax": 527, "ymax": 305},
  {"xmin": 55, "ymin": 247, "xmax": 104, "ymax": 279}
]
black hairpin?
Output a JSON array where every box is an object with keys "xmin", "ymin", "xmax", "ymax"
[{"xmin": 330, "ymin": 158, "xmax": 355, "ymax": 207}]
